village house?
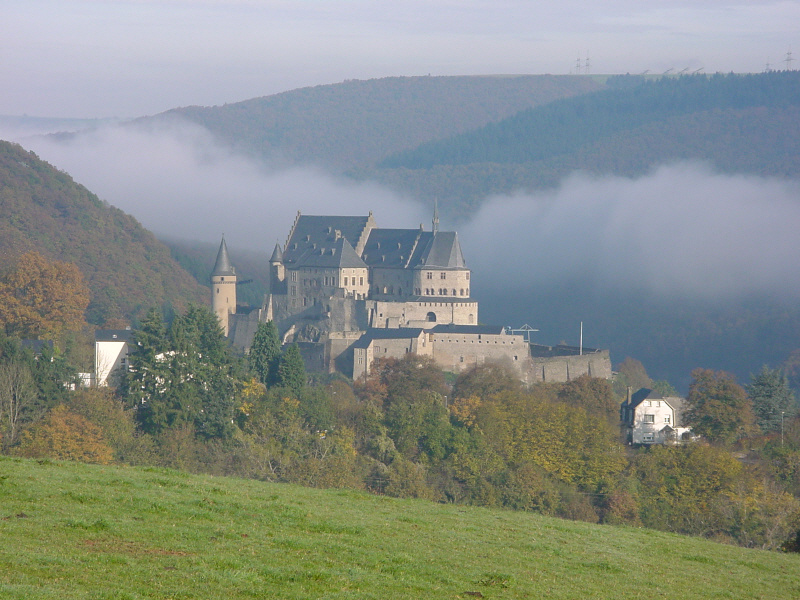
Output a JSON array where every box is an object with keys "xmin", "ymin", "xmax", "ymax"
[
  {"xmin": 620, "ymin": 387, "xmax": 693, "ymax": 444},
  {"xmin": 94, "ymin": 329, "xmax": 133, "ymax": 387}
]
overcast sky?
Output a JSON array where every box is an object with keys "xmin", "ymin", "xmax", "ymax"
[{"xmin": 3, "ymin": 0, "xmax": 798, "ymax": 118}]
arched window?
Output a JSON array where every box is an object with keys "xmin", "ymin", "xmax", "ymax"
[
  {"xmin": 468, "ymin": 314, "xmax": 474, "ymax": 324},
  {"xmin": 426, "ymin": 312, "xmax": 437, "ymax": 322}
]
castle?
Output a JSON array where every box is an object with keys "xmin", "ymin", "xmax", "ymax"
[{"xmin": 212, "ymin": 211, "xmax": 611, "ymax": 383}]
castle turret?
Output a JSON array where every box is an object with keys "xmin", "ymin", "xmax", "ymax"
[
  {"xmin": 211, "ymin": 236, "xmax": 237, "ymax": 335},
  {"xmin": 269, "ymin": 242, "xmax": 285, "ymax": 294}
]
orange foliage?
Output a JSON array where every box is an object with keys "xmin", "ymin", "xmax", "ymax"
[
  {"xmin": 0, "ymin": 251, "xmax": 90, "ymax": 338},
  {"xmin": 15, "ymin": 404, "xmax": 113, "ymax": 464}
]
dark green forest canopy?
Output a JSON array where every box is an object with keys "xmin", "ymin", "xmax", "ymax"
[
  {"xmin": 153, "ymin": 75, "xmax": 604, "ymax": 171},
  {"xmin": 380, "ymin": 72, "xmax": 800, "ymax": 169},
  {"xmin": 0, "ymin": 141, "xmax": 208, "ymax": 325}
]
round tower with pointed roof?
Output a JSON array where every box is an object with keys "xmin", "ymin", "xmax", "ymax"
[
  {"xmin": 211, "ymin": 236, "xmax": 237, "ymax": 336},
  {"xmin": 269, "ymin": 241, "xmax": 286, "ymax": 294}
]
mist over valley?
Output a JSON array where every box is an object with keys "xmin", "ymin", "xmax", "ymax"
[{"xmin": 4, "ymin": 73, "xmax": 800, "ymax": 390}]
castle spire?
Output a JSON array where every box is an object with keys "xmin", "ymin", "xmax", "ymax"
[
  {"xmin": 212, "ymin": 235, "xmax": 236, "ymax": 278},
  {"xmin": 269, "ymin": 241, "xmax": 284, "ymax": 263},
  {"xmin": 432, "ymin": 198, "xmax": 439, "ymax": 234}
]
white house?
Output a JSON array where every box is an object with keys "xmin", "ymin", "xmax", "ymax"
[
  {"xmin": 94, "ymin": 329, "xmax": 133, "ymax": 387},
  {"xmin": 620, "ymin": 388, "xmax": 693, "ymax": 445}
]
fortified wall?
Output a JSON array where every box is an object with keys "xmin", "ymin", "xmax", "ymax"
[{"xmin": 217, "ymin": 211, "xmax": 612, "ymax": 384}]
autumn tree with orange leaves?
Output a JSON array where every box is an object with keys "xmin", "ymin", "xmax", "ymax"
[{"xmin": 0, "ymin": 251, "xmax": 90, "ymax": 339}]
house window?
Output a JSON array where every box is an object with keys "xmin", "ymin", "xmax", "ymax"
[
  {"xmin": 643, "ymin": 414, "xmax": 655, "ymax": 423},
  {"xmin": 664, "ymin": 415, "xmax": 671, "ymax": 424},
  {"xmin": 344, "ymin": 277, "xmax": 349, "ymax": 286},
  {"xmin": 360, "ymin": 277, "xmax": 364, "ymax": 286},
  {"xmin": 427, "ymin": 272, "xmax": 433, "ymax": 279},
  {"xmin": 643, "ymin": 433, "xmax": 655, "ymax": 443},
  {"xmin": 440, "ymin": 272, "xmax": 446, "ymax": 279},
  {"xmin": 291, "ymin": 272, "xmax": 297, "ymax": 282}
]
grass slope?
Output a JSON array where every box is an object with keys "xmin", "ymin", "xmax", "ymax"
[{"xmin": 1, "ymin": 456, "xmax": 797, "ymax": 599}]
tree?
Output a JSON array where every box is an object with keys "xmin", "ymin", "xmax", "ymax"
[
  {"xmin": 685, "ymin": 369, "xmax": 757, "ymax": 444},
  {"xmin": 452, "ymin": 362, "xmax": 521, "ymax": 400},
  {"xmin": 0, "ymin": 251, "xmax": 90, "ymax": 339},
  {"xmin": 0, "ymin": 359, "xmax": 38, "ymax": 452},
  {"xmin": 15, "ymin": 404, "xmax": 113, "ymax": 464},
  {"xmin": 557, "ymin": 375, "xmax": 618, "ymax": 423},
  {"xmin": 612, "ymin": 357, "xmax": 652, "ymax": 400},
  {"xmin": 249, "ymin": 321, "xmax": 281, "ymax": 386},
  {"xmin": 276, "ymin": 344, "xmax": 306, "ymax": 396},
  {"xmin": 123, "ymin": 305, "xmax": 239, "ymax": 440},
  {"xmin": 746, "ymin": 366, "xmax": 797, "ymax": 433}
]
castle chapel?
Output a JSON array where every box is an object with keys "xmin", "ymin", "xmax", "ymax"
[{"xmin": 213, "ymin": 211, "xmax": 610, "ymax": 383}]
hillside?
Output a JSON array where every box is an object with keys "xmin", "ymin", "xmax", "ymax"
[
  {"xmin": 374, "ymin": 72, "xmax": 800, "ymax": 213},
  {"xmin": 0, "ymin": 141, "xmax": 208, "ymax": 326},
  {"xmin": 2, "ymin": 456, "xmax": 798, "ymax": 599},
  {"xmin": 151, "ymin": 75, "xmax": 604, "ymax": 171}
]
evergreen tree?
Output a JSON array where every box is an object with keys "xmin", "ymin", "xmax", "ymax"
[
  {"xmin": 746, "ymin": 366, "xmax": 797, "ymax": 433},
  {"xmin": 685, "ymin": 369, "xmax": 757, "ymax": 444},
  {"xmin": 124, "ymin": 305, "xmax": 238, "ymax": 440},
  {"xmin": 249, "ymin": 321, "xmax": 281, "ymax": 386},
  {"xmin": 277, "ymin": 344, "xmax": 306, "ymax": 396}
]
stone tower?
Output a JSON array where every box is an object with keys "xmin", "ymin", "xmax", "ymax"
[{"xmin": 211, "ymin": 236, "xmax": 237, "ymax": 336}]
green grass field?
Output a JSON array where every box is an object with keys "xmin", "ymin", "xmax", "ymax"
[{"xmin": 1, "ymin": 456, "xmax": 798, "ymax": 599}]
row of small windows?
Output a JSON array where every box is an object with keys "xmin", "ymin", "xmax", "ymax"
[
  {"xmin": 415, "ymin": 288, "xmax": 469, "ymax": 297},
  {"xmin": 425, "ymin": 272, "xmax": 470, "ymax": 280}
]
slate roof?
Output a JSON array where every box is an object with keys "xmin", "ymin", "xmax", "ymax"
[
  {"xmin": 290, "ymin": 237, "xmax": 367, "ymax": 269},
  {"xmin": 283, "ymin": 215, "xmax": 372, "ymax": 266},
  {"xmin": 528, "ymin": 343, "xmax": 602, "ymax": 358},
  {"xmin": 416, "ymin": 231, "xmax": 466, "ymax": 269},
  {"xmin": 351, "ymin": 327, "xmax": 425, "ymax": 349},
  {"xmin": 361, "ymin": 228, "xmax": 423, "ymax": 268},
  {"xmin": 212, "ymin": 237, "xmax": 236, "ymax": 277},
  {"xmin": 269, "ymin": 242, "xmax": 283, "ymax": 263},
  {"xmin": 20, "ymin": 339, "xmax": 54, "ymax": 354},
  {"xmin": 95, "ymin": 329, "xmax": 134, "ymax": 343}
]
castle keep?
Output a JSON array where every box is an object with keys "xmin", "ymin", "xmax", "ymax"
[{"xmin": 213, "ymin": 211, "xmax": 611, "ymax": 383}]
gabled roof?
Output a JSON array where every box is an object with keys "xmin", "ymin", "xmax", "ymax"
[
  {"xmin": 283, "ymin": 215, "xmax": 373, "ymax": 266},
  {"xmin": 290, "ymin": 237, "xmax": 367, "ymax": 269},
  {"xmin": 629, "ymin": 388, "xmax": 661, "ymax": 409},
  {"xmin": 95, "ymin": 329, "xmax": 134, "ymax": 343},
  {"xmin": 212, "ymin": 237, "xmax": 236, "ymax": 277},
  {"xmin": 362, "ymin": 228, "xmax": 423, "ymax": 268}
]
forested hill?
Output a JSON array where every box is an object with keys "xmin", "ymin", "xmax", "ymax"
[
  {"xmin": 151, "ymin": 75, "xmax": 604, "ymax": 171},
  {"xmin": 0, "ymin": 141, "xmax": 208, "ymax": 326},
  {"xmin": 374, "ymin": 71, "xmax": 800, "ymax": 212}
]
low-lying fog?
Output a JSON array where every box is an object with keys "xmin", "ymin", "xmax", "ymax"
[{"xmin": 6, "ymin": 120, "xmax": 800, "ymax": 388}]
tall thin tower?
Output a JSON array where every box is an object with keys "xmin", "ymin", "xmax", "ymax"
[{"xmin": 211, "ymin": 236, "xmax": 237, "ymax": 336}]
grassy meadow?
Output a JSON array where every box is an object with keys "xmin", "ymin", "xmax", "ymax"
[{"xmin": 0, "ymin": 456, "xmax": 798, "ymax": 599}]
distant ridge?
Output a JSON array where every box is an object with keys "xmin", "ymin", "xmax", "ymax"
[
  {"xmin": 150, "ymin": 75, "xmax": 604, "ymax": 171},
  {"xmin": 373, "ymin": 71, "xmax": 800, "ymax": 212}
]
